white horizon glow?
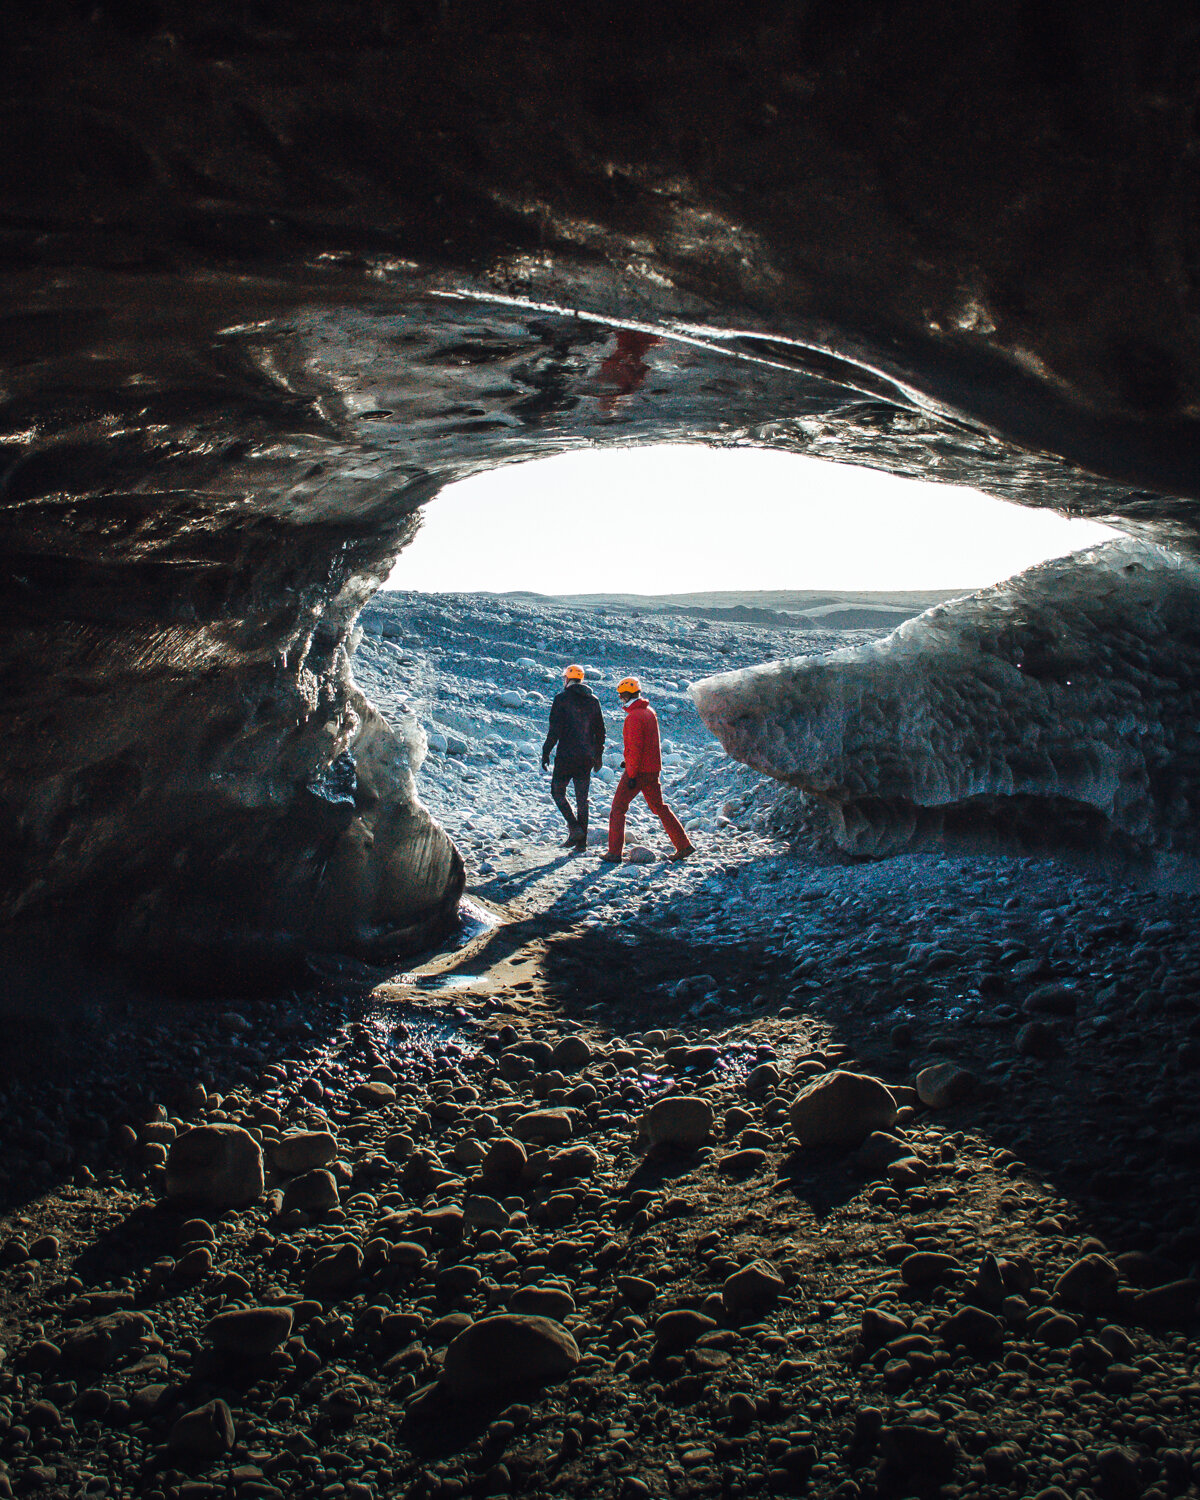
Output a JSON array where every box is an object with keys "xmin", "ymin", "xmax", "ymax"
[{"xmin": 383, "ymin": 444, "xmax": 1119, "ymax": 595}]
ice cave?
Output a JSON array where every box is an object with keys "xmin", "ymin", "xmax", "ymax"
[
  {"xmin": 10, "ymin": 9, "xmax": 1200, "ymax": 1497},
  {"xmin": 2, "ymin": 2, "xmax": 1200, "ymax": 981}
]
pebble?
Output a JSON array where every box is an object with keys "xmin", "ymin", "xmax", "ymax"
[{"xmin": 164, "ymin": 1124, "xmax": 264, "ymax": 1208}]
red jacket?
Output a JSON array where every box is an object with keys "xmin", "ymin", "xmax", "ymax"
[{"xmin": 622, "ymin": 697, "xmax": 661, "ymax": 776}]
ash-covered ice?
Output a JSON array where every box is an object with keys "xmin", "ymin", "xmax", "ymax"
[{"xmin": 691, "ymin": 538, "xmax": 1200, "ymax": 863}]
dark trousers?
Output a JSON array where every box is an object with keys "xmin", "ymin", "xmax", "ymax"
[{"xmin": 551, "ymin": 766, "xmax": 591, "ymax": 834}]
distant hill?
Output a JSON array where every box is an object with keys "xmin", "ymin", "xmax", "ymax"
[{"xmin": 490, "ymin": 586, "xmax": 969, "ymax": 629}]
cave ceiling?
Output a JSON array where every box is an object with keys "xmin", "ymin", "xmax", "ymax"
[{"xmin": 3, "ymin": 1, "xmax": 1200, "ymax": 973}]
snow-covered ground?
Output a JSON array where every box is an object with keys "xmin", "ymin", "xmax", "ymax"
[{"xmin": 354, "ymin": 591, "xmax": 874, "ymax": 921}]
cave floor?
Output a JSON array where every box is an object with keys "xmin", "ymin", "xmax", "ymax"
[{"xmin": 2, "ymin": 597, "xmax": 1200, "ymax": 1498}]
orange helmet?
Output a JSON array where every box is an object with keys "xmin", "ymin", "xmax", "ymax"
[
  {"xmin": 617, "ymin": 676, "xmax": 641, "ymax": 694},
  {"xmin": 564, "ymin": 664, "xmax": 585, "ymax": 681}
]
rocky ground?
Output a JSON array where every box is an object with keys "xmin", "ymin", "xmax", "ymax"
[{"xmin": 1, "ymin": 593, "xmax": 1200, "ymax": 1500}]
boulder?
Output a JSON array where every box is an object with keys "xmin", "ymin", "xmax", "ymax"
[
  {"xmin": 168, "ymin": 1399, "xmax": 235, "ymax": 1462},
  {"xmin": 722, "ymin": 1259, "xmax": 785, "ymax": 1315},
  {"xmin": 352, "ymin": 1081, "xmax": 397, "ymax": 1108},
  {"xmin": 788, "ymin": 1071, "xmax": 897, "ymax": 1147},
  {"xmin": 654, "ymin": 1309, "xmax": 717, "ymax": 1351},
  {"xmin": 914, "ymin": 1062, "xmax": 977, "ymax": 1109},
  {"xmin": 644, "ymin": 1095, "xmax": 715, "ymax": 1149},
  {"xmin": 268, "ymin": 1132, "xmax": 337, "ymax": 1174},
  {"xmin": 508, "ymin": 1285, "xmax": 577, "ymax": 1320},
  {"xmin": 481, "ymin": 1137, "xmax": 527, "ymax": 1178},
  {"xmin": 440, "ymin": 1315, "xmax": 579, "ymax": 1397},
  {"xmin": 164, "ymin": 1124, "xmax": 264, "ymax": 1209},
  {"xmin": 206, "ymin": 1306, "xmax": 294, "ymax": 1358},
  {"xmin": 1053, "ymin": 1254, "xmax": 1119, "ymax": 1314},
  {"xmin": 512, "ymin": 1109, "xmax": 573, "ymax": 1144},
  {"xmin": 550, "ymin": 1035, "xmax": 591, "ymax": 1072},
  {"xmin": 281, "ymin": 1168, "xmax": 340, "ymax": 1215},
  {"xmin": 62, "ymin": 1311, "xmax": 154, "ymax": 1369},
  {"xmin": 304, "ymin": 1242, "xmax": 363, "ymax": 1296}
]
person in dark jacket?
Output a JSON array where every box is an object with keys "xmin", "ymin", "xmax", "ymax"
[{"xmin": 542, "ymin": 664, "xmax": 606, "ymax": 848}]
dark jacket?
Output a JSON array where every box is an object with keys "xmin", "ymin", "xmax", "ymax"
[{"xmin": 543, "ymin": 682, "xmax": 606, "ymax": 771}]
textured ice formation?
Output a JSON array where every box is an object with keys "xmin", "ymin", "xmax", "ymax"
[{"xmin": 691, "ymin": 539, "xmax": 1200, "ymax": 859}]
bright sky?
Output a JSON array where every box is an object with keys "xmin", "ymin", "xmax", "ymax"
[{"xmin": 384, "ymin": 444, "xmax": 1118, "ymax": 594}]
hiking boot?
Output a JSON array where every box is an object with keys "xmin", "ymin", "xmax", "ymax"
[
  {"xmin": 598, "ymin": 851, "xmax": 622, "ymax": 864},
  {"xmin": 668, "ymin": 843, "xmax": 696, "ymax": 862}
]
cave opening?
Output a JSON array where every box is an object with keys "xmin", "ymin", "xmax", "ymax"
[{"xmin": 4, "ymin": 3, "xmax": 1200, "ymax": 1481}]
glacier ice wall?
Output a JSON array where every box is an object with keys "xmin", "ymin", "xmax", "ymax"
[{"xmin": 691, "ymin": 539, "xmax": 1200, "ymax": 859}]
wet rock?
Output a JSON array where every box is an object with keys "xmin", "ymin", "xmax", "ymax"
[
  {"xmin": 861, "ymin": 1309, "xmax": 907, "ymax": 1352},
  {"xmin": 788, "ymin": 1070, "xmax": 897, "ymax": 1146},
  {"xmin": 1053, "ymin": 1254, "xmax": 1119, "ymax": 1314},
  {"xmin": 269, "ymin": 1131, "xmax": 338, "ymax": 1173},
  {"xmin": 551, "ymin": 1036, "xmax": 591, "ymax": 1072},
  {"xmin": 463, "ymin": 1194, "xmax": 511, "ymax": 1229},
  {"xmin": 1096, "ymin": 1445, "xmax": 1143, "ymax": 1500},
  {"xmin": 282, "ymin": 1168, "xmax": 340, "ymax": 1215},
  {"xmin": 206, "ymin": 1306, "xmax": 294, "ymax": 1358},
  {"xmin": 164, "ymin": 1124, "xmax": 264, "ymax": 1209},
  {"xmin": 900, "ymin": 1252, "xmax": 962, "ymax": 1288},
  {"xmin": 512, "ymin": 1109, "xmax": 573, "ymax": 1144},
  {"xmin": 305, "ymin": 1242, "xmax": 363, "ymax": 1297},
  {"xmin": 509, "ymin": 1286, "xmax": 576, "ymax": 1320},
  {"xmin": 644, "ymin": 1095, "xmax": 715, "ymax": 1149},
  {"xmin": 914, "ymin": 1062, "xmax": 977, "ymax": 1108},
  {"xmin": 168, "ymin": 1399, "xmax": 235, "ymax": 1462},
  {"xmin": 482, "ymin": 1137, "xmax": 528, "ymax": 1178},
  {"xmin": 722, "ymin": 1259, "xmax": 785, "ymax": 1314},
  {"xmin": 353, "ymin": 1081, "xmax": 397, "ymax": 1108},
  {"xmin": 655, "ymin": 1310, "xmax": 717, "ymax": 1351},
  {"xmin": 617, "ymin": 1276, "xmax": 657, "ymax": 1307},
  {"xmin": 440, "ymin": 1315, "xmax": 580, "ymax": 1397},
  {"xmin": 61, "ymin": 1311, "xmax": 154, "ymax": 1369}
]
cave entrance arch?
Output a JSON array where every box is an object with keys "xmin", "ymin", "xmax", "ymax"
[{"xmin": 0, "ymin": 292, "xmax": 1179, "ymax": 986}]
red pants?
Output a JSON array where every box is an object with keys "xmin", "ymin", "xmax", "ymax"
[{"xmin": 608, "ymin": 773, "xmax": 690, "ymax": 856}]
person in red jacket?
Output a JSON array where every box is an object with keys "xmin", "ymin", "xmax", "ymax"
[{"xmin": 600, "ymin": 676, "xmax": 696, "ymax": 863}]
